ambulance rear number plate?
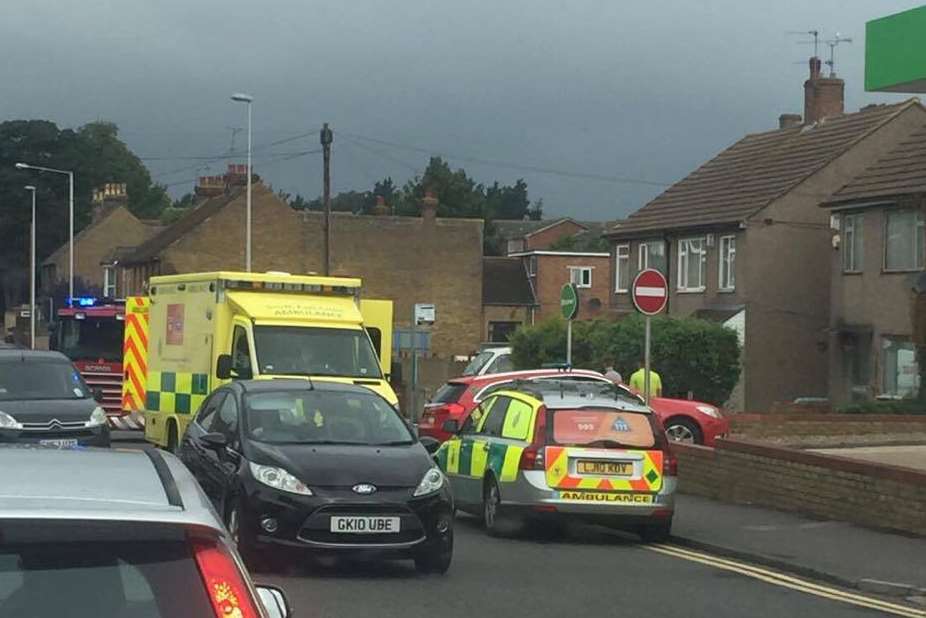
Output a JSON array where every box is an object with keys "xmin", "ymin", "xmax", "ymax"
[
  {"xmin": 577, "ymin": 460, "xmax": 633, "ymax": 476},
  {"xmin": 330, "ymin": 516, "xmax": 400, "ymax": 534}
]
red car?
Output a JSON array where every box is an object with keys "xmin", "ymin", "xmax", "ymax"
[{"xmin": 419, "ymin": 369, "xmax": 729, "ymax": 446}]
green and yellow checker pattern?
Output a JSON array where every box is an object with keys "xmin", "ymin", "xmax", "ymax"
[{"xmin": 146, "ymin": 371, "xmax": 209, "ymax": 415}]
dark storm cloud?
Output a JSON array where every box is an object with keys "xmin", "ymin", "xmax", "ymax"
[{"xmin": 1, "ymin": 0, "xmax": 919, "ymax": 219}]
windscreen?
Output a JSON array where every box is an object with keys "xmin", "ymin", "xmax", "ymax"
[
  {"xmin": 551, "ymin": 409, "xmax": 656, "ymax": 449},
  {"xmin": 253, "ymin": 326, "xmax": 383, "ymax": 379},
  {"xmin": 0, "ymin": 536, "xmax": 212, "ymax": 618},
  {"xmin": 246, "ymin": 389, "xmax": 413, "ymax": 445},
  {"xmin": 0, "ymin": 362, "xmax": 91, "ymax": 401},
  {"xmin": 462, "ymin": 351, "xmax": 495, "ymax": 376},
  {"xmin": 54, "ymin": 319, "xmax": 123, "ymax": 363}
]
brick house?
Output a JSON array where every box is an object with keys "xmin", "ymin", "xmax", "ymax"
[
  {"xmin": 482, "ymin": 257, "xmax": 537, "ymax": 343},
  {"xmin": 509, "ymin": 250, "xmax": 611, "ymax": 322},
  {"xmin": 41, "ymin": 183, "xmax": 163, "ymax": 297},
  {"xmin": 494, "ymin": 217, "xmax": 622, "ymax": 255},
  {"xmin": 116, "ymin": 177, "xmax": 484, "ymax": 360},
  {"xmin": 605, "ymin": 58, "xmax": 926, "ymax": 412},
  {"xmin": 822, "ymin": 123, "xmax": 926, "ymax": 403}
]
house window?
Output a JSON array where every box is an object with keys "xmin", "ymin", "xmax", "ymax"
[
  {"xmin": 719, "ymin": 236, "xmax": 736, "ymax": 290},
  {"xmin": 881, "ymin": 338, "xmax": 919, "ymax": 398},
  {"xmin": 638, "ymin": 240, "xmax": 666, "ymax": 274},
  {"xmin": 568, "ymin": 266, "xmax": 592, "ymax": 288},
  {"xmin": 527, "ymin": 255, "xmax": 537, "ymax": 277},
  {"xmin": 677, "ymin": 237, "xmax": 706, "ymax": 291},
  {"xmin": 842, "ymin": 213, "xmax": 863, "ymax": 273},
  {"xmin": 488, "ymin": 321, "xmax": 520, "ymax": 343},
  {"xmin": 615, "ymin": 244, "xmax": 630, "ymax": 293},
  {"xmin": 103, "ymin": 266, "xmax": 117, "ymax": 298},
  {"xmin": 884, "ymin": 209, "xmax": 925, "ymax": 271}
]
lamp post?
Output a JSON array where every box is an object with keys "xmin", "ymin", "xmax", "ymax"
[
  {"xmin": 15, "ymin": 163, "xmax": 74, "ymax": 303},
  {"xmin": 231, "ymin": 92, "xmax": 253, "ymax": 272},
  {"xmin": 24, "ymin": 185, "xmax": 37, "ymax": 350}
]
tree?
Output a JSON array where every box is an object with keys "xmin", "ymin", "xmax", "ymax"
[
  {"xmin": 0, "ymin": 119, "xmax": 168, "ymax": 313},
  {"xmin": 510, "ymin": 315, "xmax": 742, "ymax": 405}
]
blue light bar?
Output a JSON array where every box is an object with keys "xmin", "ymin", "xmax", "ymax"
[{"xmin": 71, "ymin": 296, "xmax": 98, "ymax": 307}]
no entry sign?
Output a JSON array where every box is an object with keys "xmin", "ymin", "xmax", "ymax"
[{"xmin": 632, "ymin": 269, "xmax": 668, "ymax": 315}]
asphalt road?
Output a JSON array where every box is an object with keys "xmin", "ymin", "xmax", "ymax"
[{"xmin": 256, "ymin": 516, "xmax": 907, "ymax": 618}]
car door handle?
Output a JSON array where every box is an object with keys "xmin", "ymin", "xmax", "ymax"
[{"xmin": 481, "ymin": 443, "xmax": 490, "ymax": 451}]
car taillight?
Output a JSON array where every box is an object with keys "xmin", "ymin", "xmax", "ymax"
[
  {"xmin": 445, "ymin": 403, "xmax": 465, "ymax": 417},
  {"xmin": 663, "ymin": 450, "xmax": 678, "ymax": 476},
  {"xmin": 192, "ymin": 538, "xmax": 261, "ymax": 618},
  {"xmin": 519, "ymin": 406, "xmax": 548, "ymax": 470}
]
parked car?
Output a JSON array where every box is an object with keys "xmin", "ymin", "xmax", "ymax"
[
  {"xmin": 0, "ymin": 350, "xmax": 110, "ymax": 447},
  {"xmin": 436, "ymin": 380, "xmax": 677, "ymax": 541},
  {"xmin": 0, "ymin": 445, "xmax": 291, "ymax": 618},
  {"xmin": 179, "ymin": 379, "xmax": 454, "ymax": 574},
  {"xmin": 461, "ymin": 346, "xmax": 514, "ymax": 376},
  {"xmin": 421, "ymin": 369, "xmax": 729, "ymax": 446}
]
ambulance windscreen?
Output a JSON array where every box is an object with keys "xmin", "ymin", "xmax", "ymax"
[{"xmin": 253, "ymin": 326, "xmax": 383, "ymax": 379}]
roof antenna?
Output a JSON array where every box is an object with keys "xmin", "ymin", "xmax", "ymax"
[
  {"xmin": 825, "ymin": 33, "xmax": 852, "ymax": 77},
  {"xmin": 787, "ymin": 29, "xmax": 821, "ymax": 58}
]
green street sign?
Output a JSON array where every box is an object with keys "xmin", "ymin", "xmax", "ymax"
[{"xmin": 560, "ymin": 283, "xmax": 579, "ymax": 320}]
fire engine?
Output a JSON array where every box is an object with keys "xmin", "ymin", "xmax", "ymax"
[{"xmin": 49, "ymin": 296, "xmax": 149, "ymax": 430}]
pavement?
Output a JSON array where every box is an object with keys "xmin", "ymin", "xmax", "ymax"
[{"xmin": 811, "ymin": 445, "xmax": 926, "ymax": 473}]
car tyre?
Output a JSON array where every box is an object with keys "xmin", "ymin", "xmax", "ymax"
[
  {"xmin": 483, "ymin": 476, "xmax": 518, "ymax": 537},
  {"xmin": 414, "ymin": 528, "xmax": 453, "ymax": 575},
  {"xmin": 226, "ymin": 497, "xmax": 275, "ymax": 573},
  {"xmin": 639, "ymin": 520, "xmax": 672, "ymax": 543},
  {"xmin": 664, "ymin": 417, "xmax": 702, "ymax": 445}
]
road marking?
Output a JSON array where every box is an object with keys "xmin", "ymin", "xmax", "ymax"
[{"xmin": 644, "ymin": 544, "xmax": 926, "ymax": 617}]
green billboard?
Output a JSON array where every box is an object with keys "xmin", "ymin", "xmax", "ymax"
[{"xmin": 866, "ymin": 5, "xmax": 926, "ymax": 93}]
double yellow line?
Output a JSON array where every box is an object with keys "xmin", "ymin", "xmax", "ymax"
[{"xmin": 644, "ymin": 543, "xmax": 925, "ymax": 617}]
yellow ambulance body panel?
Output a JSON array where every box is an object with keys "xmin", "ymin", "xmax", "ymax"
[{"xmin": 143, "ymin": 271, "xmax": 397, "ymax": 449}]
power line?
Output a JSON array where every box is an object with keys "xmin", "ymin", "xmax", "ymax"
[
  {"xmin": 340, "ymin": 130, "xmax": 672, "ymax": 187},
  {"xmin": 341, "ymin": 135, "xmax": 420, "ymax": 174}
]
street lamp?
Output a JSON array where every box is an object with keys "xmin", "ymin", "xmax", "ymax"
[
  {"xmin": 24, "ymin": 185, "xmax": 36, "ymax": 350},
  {"xmin": 15, "ymin": 163, "xmax": 74, "ymax": 303},
  {"xmin": 231, "ymin": 92, "xmax": 253, "ymax": 272}
]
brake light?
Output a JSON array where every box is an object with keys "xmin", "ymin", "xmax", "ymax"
[
  {"xmin": 519, "ymin": 406, "xmax": 548, "ymax": 470},
  {"xmin": 445, "ymin": 403, "xmax": 465, "ymax": 418},
  {"xmin": 663, "ymin": 450, "xmax": 678, "ymax": 476},
  {"xmin": 192, "ymin": 538, "xmax": 260, "ymax": 618}
]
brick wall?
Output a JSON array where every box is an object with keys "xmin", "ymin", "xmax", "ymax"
[
  {"xmin": 535, "ymin": 254, "xmax": 611, "ymax": 321},
  {"xmin": 482, "ymin": 305, "xmax": 532, "ymax": 342},
  {"xmin": 525, "ymin": 220, "xmax": 586, "ymax": 251},
  {"xmin": 730, "ymin": 413, "xmax": 926, "ymax": 440},
  {"xmin": 673, "ymin": 439, "xmax": 926, "ymax": 536}
]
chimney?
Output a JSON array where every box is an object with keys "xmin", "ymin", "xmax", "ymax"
[
  {"xmin": 91, "ymin": 183, "xmax": 128, "ymax": 222},
  {"xmin": 195, "ymin": 175, "xmax": 226, "ymax": 199},
  {"xmin": 420, "ymin": 191, "xmax": 438, "ymax": 224},
  {"xmin": 804, "ymin": 57, "xmax": 844, "ymax": 124},
  {"xmin": 371, "ymin": 195, "xmax": 390, "ymax": 216},
  {"xmin": 779, "ymin": 113, "xmax": 802, "ymax": 129}
]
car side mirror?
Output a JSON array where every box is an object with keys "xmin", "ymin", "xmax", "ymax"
[
  {"xmin": 441, "ymin": 419, "xmax": 460, "ymax": 435},
  {"xmin": 420, "ymin": 436, "xmax": 441, "ymax": 454},
  {"xmin": 256, "ymin": 585, "xmax": 292, "ymax": 618},
  {"xmin": 93, "ymin": 388, "xmax": 104, "ymax": 403},
  {"xmin": 199, "ymin": 432, "xmax": 228, "ymax": 452},
  {"xmin": 216, "ymin": 354, "xmax": 233, "ymax": 380}
]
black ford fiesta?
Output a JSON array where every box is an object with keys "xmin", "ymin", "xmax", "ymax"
[{"xmin": 179, "ymin": 379, "xmax": 454, "ymax": 574}]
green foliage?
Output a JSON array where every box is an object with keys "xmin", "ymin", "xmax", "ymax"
[
  {"xmin": 836, "ymin": 400, "xmax": 926, "ymax": 415},
  {"xmin": 510, "ymin": 315, "xmax": 742, "ymax": 405}
]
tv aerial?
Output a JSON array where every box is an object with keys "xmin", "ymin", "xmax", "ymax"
[
  {"xmin": 825, "ymin": 33, "xmax": 853, "ymax": 77},
  {"xmin": 787, "ymin": 29, "xmax": 821, "ymax": 58}
]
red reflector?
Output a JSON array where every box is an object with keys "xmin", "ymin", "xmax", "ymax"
[
  {"xmin": 653, "ymin": 508, "xmax": 673, "ymax": 519},
  {"xmin": 533, "ymin": 505, "xmax": 558, "ymax": 512},
  {"xmin": 192, "ymin": 538, "xmax": 260, "ymax": 618},
  {"xmin": 663, "ymin": 452, "xmax": 678, "ymax": 476}
]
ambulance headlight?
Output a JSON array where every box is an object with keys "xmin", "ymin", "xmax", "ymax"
[{"xmin": 86, "ymin": 406, "xmax": 108, "ymax": 427}]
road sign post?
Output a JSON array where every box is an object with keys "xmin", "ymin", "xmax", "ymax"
[
  {"xmin": 560, "ymin": 283, "xmax": 579, "ymax": 366},
  {"xmin": 631, "ymin": 269, "xmax": 668, "ymax": 404},
  {"xmin": 410, "ymin": 303, "xmax": 435, "ymax": 422}
]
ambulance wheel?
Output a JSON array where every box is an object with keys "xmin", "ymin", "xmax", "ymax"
[
  {"xmin": 639, "ymin": 520, "xmax": 672, "ymax": 543},
  {"xmin": 483, "ymin": 477, "xmax": 518, "ymax": 537},
  {"xmin": 165, "ymin": 423, "xmax": 179, "ymax": 454}
]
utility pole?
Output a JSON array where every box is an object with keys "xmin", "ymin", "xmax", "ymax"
[{"xmin": 320, "ymin": 123, "xmax": 333, "ymax": 276}]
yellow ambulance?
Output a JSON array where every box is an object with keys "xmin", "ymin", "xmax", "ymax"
[{"xmin": 142, "ymin": 271, "xmax": 396, "ymax": 450}]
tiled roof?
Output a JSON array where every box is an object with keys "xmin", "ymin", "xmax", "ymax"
[
  {"xmin": 493, "ymin": 218, "xmax": 564, "ymax": 240},
  {"xmin": 121, "ymin": 189, "xmax": 243, "ymax": 265},
  {"xmin": 482, "ymin": 257, "xmax": 536, "ymax": 306},
  {"xmin": 824, "ymin": 122, "xmax": 926, "ymax": 206},
  {"xmin": 609, "ymin": 100, "xmax": 920, "ymax": 237}
]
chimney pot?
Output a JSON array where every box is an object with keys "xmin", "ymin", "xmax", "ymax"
[
  {"xmin": 779, "ymin": 113, "xmax": 802, "ymax": 129},
  {"xmin": 804, "ymin": 56, "xmax": 844, "ymax": 124}
]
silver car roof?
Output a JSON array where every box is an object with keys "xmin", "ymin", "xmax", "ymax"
[{"xmin": 0, "ymin": 446, "xmax": 224, "ymax": 531}]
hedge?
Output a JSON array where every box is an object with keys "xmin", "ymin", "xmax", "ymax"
[{"xmin": 509, "ymin": 315, "xmax": 741, "ymax": 406}]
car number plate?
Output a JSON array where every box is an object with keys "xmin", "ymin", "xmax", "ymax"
[
  {"xmin": 577, "ymin": 460, "xmax": 633, "ymax": 476},
  {"xmin": 330, "ymin": 516, "xmax": 401, "ymax": 534},
  {"xmin": 39, "ymin": 439, "xmax": 78, "ymax": 448}
]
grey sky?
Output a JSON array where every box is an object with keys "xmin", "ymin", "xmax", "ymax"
[{"xmin": 2, "ymin": 1, "xmax": 921, "ymax": 220}]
